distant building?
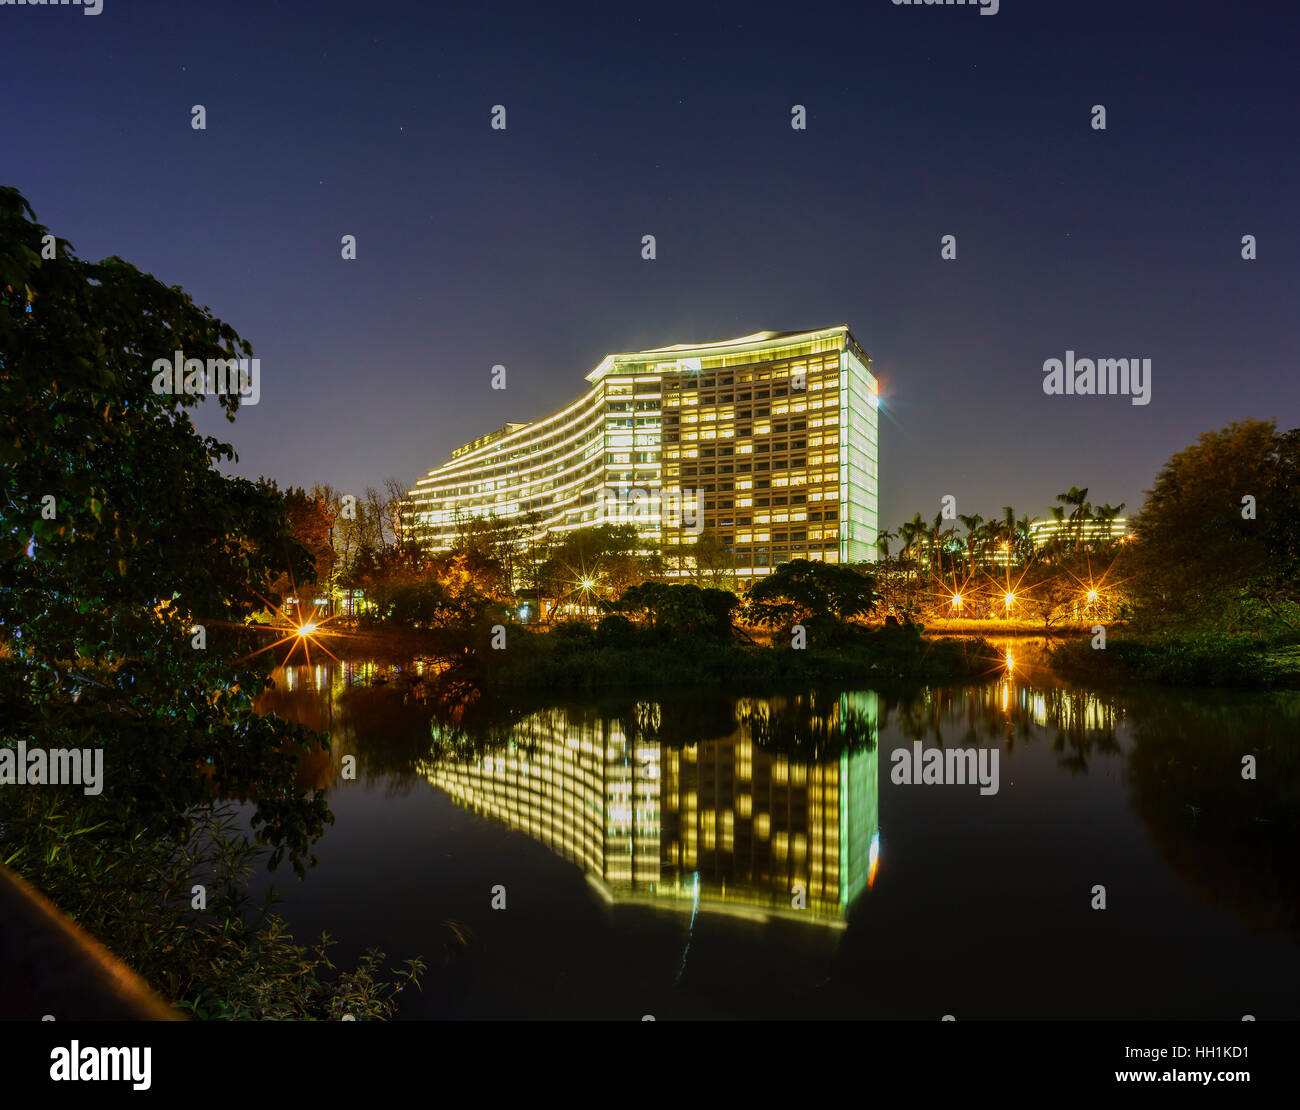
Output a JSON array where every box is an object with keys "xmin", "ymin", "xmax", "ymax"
[
  {"xmin": 1029, "ymin": 516, "xmax": 1128, "ymax": 550},
  {"xmin": 403, "ymin": 327, "xmax": 880, "ymax": 577},
  {"xmin": 974, "ymin": 544, "xmax": 1018, "ymax": 570}
]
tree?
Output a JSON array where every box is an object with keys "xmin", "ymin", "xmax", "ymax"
[
  {"xmin": 746, "ymin": 559, "xmax": 879, "ymax": 628},
  {"xmin": 691, "ymin": 528, "xmax": 738, "ymax": 589},
  {"xmin": 608, "ymin": 581, "xmax": 737, "ymax": 639},
  {"xmin": 1018, "ymin": 563, "xmax": 1081, "ymax": 632},
  {"xmin": 0, "ymin": 184, "xmax": 327, "ymax": 870},
  {"xmin": 273, "ymin": 484, "xmax": 336, "ymax": 605},
  {"xmin": 1055, "ymin": 486, "xmax": 1091, "ymax": 556},
  {"xmin": 1259, "ymin": 429, "xmax": 1300, "ymax": 604},
  {"xmin": 1092, "ymin": 502, "xmax": 1126, "ymax": 556},
  {"xmin": 540, "ymin": 524, "xmax": 661, "ymax": 609},
  {"xmin": 958, "ymin": 513, "xmax": 985, "ymax": 575},
  {"xmin": 1124, "ymin": 420, "xmax": 1296, "ymax": 629},
  {"xmin": 383, "ymin": 476, "xmax": 409, "ymax": 548}
]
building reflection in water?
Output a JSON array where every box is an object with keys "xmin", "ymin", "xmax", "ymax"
[{"xmin": 418, "ymin": 693, "xmax": 879, "ymax": 928}]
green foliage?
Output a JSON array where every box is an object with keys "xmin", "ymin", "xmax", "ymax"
[
  {"xmin": 361, "ymin": 573, "xmax": 497, "ymax": 630},
  {"xmin": 1051, "ymin": 630, "xmax": 1300, "ymax": 689},
  {"xmin": 1, "ymin": 799, "xmax": 425, "ymax": 1019},
  {"xmin": 0, "ymin": 185, "xmax": 424, "ymax": 1017},
  {"xmin": 1124, "ymin": 420, "xmax": 1300, "ymax": 631},
  {"xmin": 0, "ymin": 184, "xmax": 328, "ymax": 870},
  {"xmin": 548, "ymin": 619, "xmax": 597, "ymax": 648},
  {"xmin": 594, "ymin": 613, "xmax": 638, "ymax": 647},
  {"xmin": 746, "ymin": 558, "xmax": 878, "ymax": 627},
  {"xmin": 539, "ymin": 524, "xmax": 662, "ymax": 601},
  {"xmin": 607, "ymin": 581, "xmax": 738, "ymax": 639}
]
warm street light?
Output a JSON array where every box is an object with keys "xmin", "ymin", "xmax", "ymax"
[{"xmin": 1005, "ymin": 592, "xmax": 1015, "ymax": 609}]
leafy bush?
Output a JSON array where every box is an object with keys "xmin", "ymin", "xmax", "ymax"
[
  {"xmin": 548, "ymin": 620, "xmax": 597, "ymax": 648},
  {"xmin": 1, "ymin": 801, "xmax": 426, "ymax": 1019},
  {"xmin": 595, "ymin": 613, "xmax": 639, "ymax": 647}
]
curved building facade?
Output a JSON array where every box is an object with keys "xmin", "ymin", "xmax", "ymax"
[{"xmin": 403, "ymin": 326, "xmax": 879, "ymax": 576}]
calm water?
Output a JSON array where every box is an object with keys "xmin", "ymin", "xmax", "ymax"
[{"xmin": 249, "ymin": 658, "xmax": 1300, "ymax": 1020}]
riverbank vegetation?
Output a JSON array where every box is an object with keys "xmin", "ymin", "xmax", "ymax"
[
  {"xmin": 280, "ymin": 418, "xmax": 1299, "ymax": 690},
  {"xmin": 0, "ymin": 186, "xmax": 424, "ymax": 1017},
  {"xmin": 1049, "ymin": 421, "xmax": 1300, "ymax": 687}
]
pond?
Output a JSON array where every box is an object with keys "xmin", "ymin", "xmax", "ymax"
[{"xmin": 249, "ymin": 659, "xmax": 1300, "ymax": 1020}]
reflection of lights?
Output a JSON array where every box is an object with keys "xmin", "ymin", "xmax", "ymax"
[
  {"xmin": 1005, "ymin": 652, "xmax": 1015, "ymax": 672},
  {"xmin": 867, "ymin": 830, "xmax": 880, "ymax": 888},
  {"xmin": 676, "ymin": 871, "xmax": 701, "ymax": 984}
]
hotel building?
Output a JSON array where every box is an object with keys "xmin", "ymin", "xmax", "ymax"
[
  {"xmin": 1028, "ymin": 516, "xmax": 1128, "ymax": 551},
  {"xmin": 403, "ymin": 327, "xmax": 879, "ymax": 577}
]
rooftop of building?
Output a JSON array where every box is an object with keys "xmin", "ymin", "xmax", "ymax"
[
  {"xmin": 586, "ymin": 325, "xmax": 863, "ymax": 382},
  {"xmin": 428, "ymin": 325, "xmax": 867, "ymax": 473}
]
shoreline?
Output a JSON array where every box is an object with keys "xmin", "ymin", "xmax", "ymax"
[{"xmin": 235, "ymin": 621, "xmax": 1300, "ymax": 693}]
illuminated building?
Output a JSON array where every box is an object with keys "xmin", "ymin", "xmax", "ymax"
[
  {"xmin": 403, "ymin": 327, "xmax": 879, "ymax": 576},
  {"xmin": 1028, "ymin": 516, "xmax": 1128, "ymax": 551},
  {"xmin": 418, "ymin": 693, "xmax": 879, "ymax": 925}
]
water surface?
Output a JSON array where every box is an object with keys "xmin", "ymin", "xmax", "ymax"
[{"xmin": 250, "ymin": 661, "xmax": 1300, "ymax": 1020}]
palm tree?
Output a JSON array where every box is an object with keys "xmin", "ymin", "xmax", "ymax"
[
  {"xmin": 958, "ymin": 513, "xmax": 985, "ymax": 574},
  {"xmin": 1092, "ymin": 502, "xmax": 1126, "ymax": 555},
  {"xmin": 1055, "ymin": 486, "xmax": 1091, "ymax": 555},
  {"xmin": 990, "ymin": 506, "xmax": 1015, "ymax": 568},
  {"xmin": 1047, "ymin": 504, "xmax": 1068, "ymax": 561},
  {"xmin": 929, "ymin": 511, "xmax": 948, "ymax": 588},
  {"xmin": 876, "ymin": 528, "xmax": 897, "ymax": 563},
  {"xmin": 1013, "ymin": 514, "xmax": 1034, "ymax": 564},
  {"xmin": 901, "ymin": 513, "xmax": 927, "ymax": 572}
]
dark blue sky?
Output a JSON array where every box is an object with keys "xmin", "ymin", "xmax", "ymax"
[{"xmin": 5, "ymin": 0, "xmax": 1297, "ymax": 528}]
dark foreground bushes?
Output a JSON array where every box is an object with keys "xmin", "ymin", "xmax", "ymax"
[{"xmin": 1050, "ymin": 631, "xmax": 1300, "ymax": 689}]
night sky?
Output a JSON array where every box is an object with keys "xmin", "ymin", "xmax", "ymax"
[{"xmin": 6, "ymin": 0, "xmax": 1297, "ymax": 529}]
